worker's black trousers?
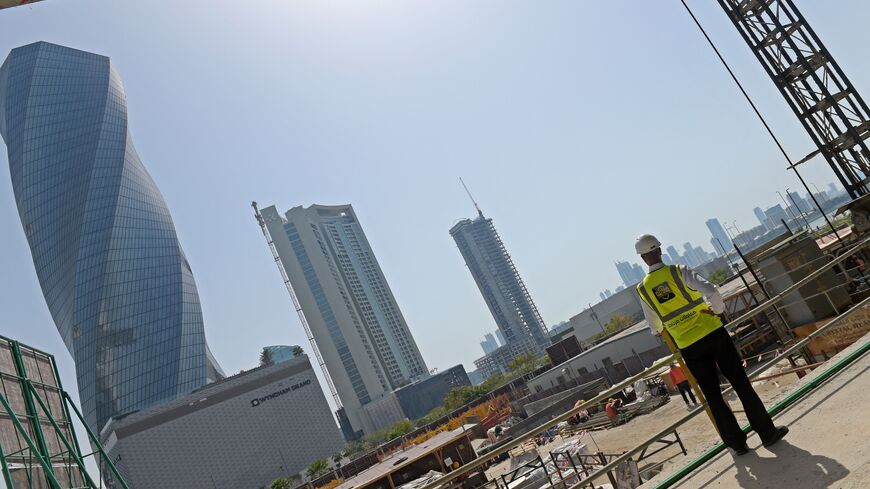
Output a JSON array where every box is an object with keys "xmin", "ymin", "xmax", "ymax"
[
  {"xmin": 680, "ymin": 327, "xmax": 777, "ymax": 449},
  {"xmin": 676, "ymin": 381, "xmax": 696, "ymax": 406}
]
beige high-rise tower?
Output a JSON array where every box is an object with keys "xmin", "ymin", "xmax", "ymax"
[{"xmin": 261, "ymin": 204, "xmax": 428, "ymax": 437}]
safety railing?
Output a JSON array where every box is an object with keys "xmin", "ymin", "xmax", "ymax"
[{"xmin": 419, "ymin": 234, "xmax": 870, "ymax": 489}]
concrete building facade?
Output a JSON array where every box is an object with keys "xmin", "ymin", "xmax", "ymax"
[
  {"xmin": 393, "ymin": 365, "xmax": 471, "ymax": 421},
  {"xmin": 568, "ymin": 288, "xmax": 645, "ymax": 343},
  {"xmin": 260, "ymin": 204, "xmax": 427, "ymax": 436},
  {"xmin": 0, "ymin": 42, "xmax": 223, "ymax": 435},
  {"xmin": 101, "ymin": 355, "xmax": 344, "ymax": 489},
  {"xmin": 473, "ymin": 335, "xmax": 540, "ymax": 379},
  {"xmin": 263, "ymin": 345, "xmax": 303, "ymax": 364}
]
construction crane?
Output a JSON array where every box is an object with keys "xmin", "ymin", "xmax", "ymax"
[
  {"xmin": 460, "ymin": 177, "xmax": 484, "ymax": 218},
  {"xmin": 715, "ymin": 0, "xmax": 870, "ymax": 198},
  {"xmin": 251, "ymin": 201, "xmax": 342, "ymax": 408}
]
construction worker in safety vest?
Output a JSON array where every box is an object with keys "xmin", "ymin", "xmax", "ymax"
[{"xmin": 635, "ymin": 234, "xmax": 788, "ymax": 456}]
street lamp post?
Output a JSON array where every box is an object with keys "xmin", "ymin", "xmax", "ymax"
[
  {"xmin": 589, "ymin": 303, "xmax": 606, "ymax": 335},
  {"xmin": 786, "ymin": 187, "xmax": 812, "ymax": 229},
  {"xmin": 810, "ymin": 182, "xmax": 829, "ymax": 207},
  {"xmin": 731, "ymin": 220, "xmax": 747, "ymax": 248},
  {"xmin": 777, "ymin": 190, "xmax": 799, "ymax": 225}
]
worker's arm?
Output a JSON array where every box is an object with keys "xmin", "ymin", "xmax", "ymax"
[
  {"xmin": 638, "ymin": 290, "xmax": 664, "ymax": 335},
  {"xmin": 681, "ymin": 266, "xmax": 725, "ymax": 314}
]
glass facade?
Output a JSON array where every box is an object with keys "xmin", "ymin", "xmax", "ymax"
[{"xmin": 0, "ymin": 42, "xmax": 223, "ymax": 434}]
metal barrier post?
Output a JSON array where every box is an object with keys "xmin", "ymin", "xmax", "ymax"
[{"xmin": 596, "ymin": 453, "xmax": 617, "ymax": 488}]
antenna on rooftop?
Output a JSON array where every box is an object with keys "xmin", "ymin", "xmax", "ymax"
[{"xmin": 460, "ymin": 177, "xmax": 483, "ymax": 217}]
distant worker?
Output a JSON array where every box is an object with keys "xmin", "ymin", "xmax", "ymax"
[
  {"xmin": 635, "ymin": 234, "xmax": 788, "ymax": 455},
  {"xmin": 605, "ymin": 398, "xmax": 622, "ymax": 426},
  {"xmin": 668, "ymin": 363, "xmax": 699, "ymax": 410}
]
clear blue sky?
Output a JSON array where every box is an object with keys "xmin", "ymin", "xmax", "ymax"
[{"xmin": 1, "ymin": 0, "xmax": 866, "ymax": 416}]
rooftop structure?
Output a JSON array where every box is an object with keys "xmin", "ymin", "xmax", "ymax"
[{"xmin": 332, "ymin": 428, "xmax": 478, "ymax": 489}]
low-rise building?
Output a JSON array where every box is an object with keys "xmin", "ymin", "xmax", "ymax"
[
  {"xmin": 100, "ymin": 355, "xmax": 344, "ymax": 489},
  {"xmin": 526, "ymin": 322, "xmax": 668, "ymax": 394},
  {"xmin": 473, "ymin": 336, "xmax": 541, "ymax": 379},
  {"xmin": 569, "ymin": 288, "xmax": 644, "ymax": 342},
  {"xmin": 394, "ymin": 365, "xmax": 471, "ymax": 421}
]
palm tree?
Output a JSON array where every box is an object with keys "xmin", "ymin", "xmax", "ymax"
[
  {"xmin": 291, "ymin": 345, "xmax": 304, "ymax": 357},
  {"xmin": 260, "ymin": 347, "xmax": 274, "ymax": 367},
  {"xmin": 306, "ymin": 459, "xmax": 331, "ymax": 480},
  {"xmin": 269, "ymin": 478, "xmax": 292, "ymax": 489}
]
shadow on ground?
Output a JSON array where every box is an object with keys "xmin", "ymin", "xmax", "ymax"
[{"xmin": 695, "ymin": 440, "xmax": 851, "ymax": 489}]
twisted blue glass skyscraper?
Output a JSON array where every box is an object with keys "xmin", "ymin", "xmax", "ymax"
[{"xmin": 0, "ymin": 42, "xmax": 223, "ymax": 433}]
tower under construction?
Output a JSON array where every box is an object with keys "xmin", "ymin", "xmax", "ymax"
[{"xmin": 450, "ymin": 186, "xmax": 549, "ymax": 378}]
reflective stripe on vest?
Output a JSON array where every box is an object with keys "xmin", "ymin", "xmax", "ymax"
[{"xmin": 638, "ymin": 265, "xmax": 721, "ymax": 348}]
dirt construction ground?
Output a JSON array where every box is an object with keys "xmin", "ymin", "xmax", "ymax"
[
  {"xmin": 484, "ymin": 332, "xmax": 870, "ymax": 489},
  {"xmin": 642, "ymin": 334, "xmax": 870, "ymax": 489}
]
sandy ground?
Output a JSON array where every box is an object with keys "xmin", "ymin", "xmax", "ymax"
[{"xmin": 483, "ymin": 341, "xmax": 869, "ymax": 489}]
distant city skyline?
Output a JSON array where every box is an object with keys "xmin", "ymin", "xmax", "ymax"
[
  {"xmin": 2, "ymin": 1, "xmax": 866, "ymax": 423},
  {"xmin": 600, "ymin": 183, "xmax": 846, "ymax": 301}
]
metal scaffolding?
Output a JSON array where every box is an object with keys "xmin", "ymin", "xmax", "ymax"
[
  {"xmin": 717, "ymin": 0, "xmax": 870, "ymax": 198},
  {"xmin": 0, "ymin": 336, "xmax": 127, "ymax": 489}
]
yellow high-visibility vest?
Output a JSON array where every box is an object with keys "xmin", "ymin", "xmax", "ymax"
[{"xmin": 637, "ymin": 265, "xmax": 722, "ymax": 348}]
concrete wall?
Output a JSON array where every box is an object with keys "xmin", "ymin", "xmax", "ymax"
[
  {"xmin": 526, "ymin": 324, "xmax": 668, "ymax": 394},
  {"xmin": 568, "ymin": 288, "xmax": 644, "ymax": 342}
]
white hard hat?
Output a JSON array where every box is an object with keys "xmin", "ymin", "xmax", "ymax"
[{"xmin": 635, "ymin": 234, "xmax": 662, "ymax": 255}]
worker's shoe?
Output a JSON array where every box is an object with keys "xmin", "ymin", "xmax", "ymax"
[
  {"xmin": 730, "ymin": 444, "xmax": 750, "ymax": 456},
  {"xmin": 762, "ymin": 426, "xmax": 789, "ymax": 448}
]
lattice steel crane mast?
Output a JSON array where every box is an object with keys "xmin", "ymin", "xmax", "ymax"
[
  {"xmin": 715, "ymin": 0, "xmax": 870, "ymax": 198},
  {"xmin": 252, "ymin": 201, "xmax": 341, "ymax": 408}
]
